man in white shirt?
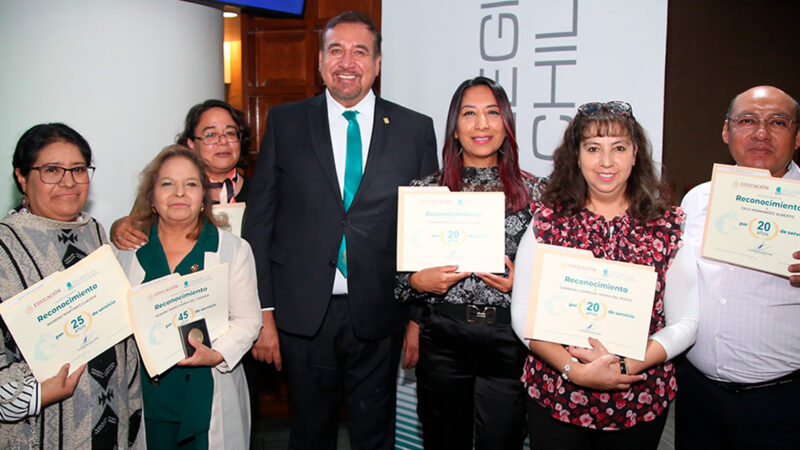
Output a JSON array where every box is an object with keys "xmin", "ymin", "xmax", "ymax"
[{"xmin": 675, "ymin": 85, "xmax": 800, "ymax": 449}]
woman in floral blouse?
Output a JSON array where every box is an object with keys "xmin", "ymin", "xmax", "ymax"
[
  {"xmin": 396, "ymin": 77, "xmax": 544, "ymax": 449},
  {"xmin": 509, "ymin": 102, "xmax": 699, "ymax": 449}
]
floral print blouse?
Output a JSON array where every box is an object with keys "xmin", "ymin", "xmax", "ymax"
[
  {"xmin": 395, "ymin": 166, "xmax": 545, "ymax": 307},
  {"xmin": 521, "ymin": 201, "xmax": 684, "ymax": 430}
]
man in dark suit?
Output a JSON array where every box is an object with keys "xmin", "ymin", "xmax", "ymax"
[{"xmin": 243, "ymin": 10, "xmax": 438, "ymax": 449}]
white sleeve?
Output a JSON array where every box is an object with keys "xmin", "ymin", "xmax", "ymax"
[
  {"xmin": 650, "ymin": 244, "xmax": 699, "ymax": 360},
  {"xmin": 212, "ymin": 239, "xmax": 263, "ymax": 372},
  {"xmin": 0, "ymin": 375, "xmax": 40, "ymax": 422},
  {"xmin": 510, "ymin": 223, "xmax": 536, "ymax": 348}
]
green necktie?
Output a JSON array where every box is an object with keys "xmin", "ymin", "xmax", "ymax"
[{"xmin": 337, "ymin": 110, "xmax": 362, "ymax": 278}]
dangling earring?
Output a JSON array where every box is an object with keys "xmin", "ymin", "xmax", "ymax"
[
  {"xmin": 20, "ymin": 195, "xmax": 29, "ymax": 208},
  {"xmin": 200, "ymin": 205, "xmax": 205, "ymax": 213},
  {"xmin": 151, "ymin": 206, "xmax": 157, "ymax": 215}
]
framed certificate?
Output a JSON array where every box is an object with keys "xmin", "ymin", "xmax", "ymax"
[
  {"xmin": 702, "ymin": 163, "xmax": 800, "ymax": 277},
  {"xmin": 128, "ymin": 263, "xmax": 230, "ymax": 377},
  {"xmin": 524, "ymin": 243, "xmax": 657, "ymax": 360},
  {"xmin": 397, "ymin": 187, "xmax": 506, "ymax": 273},
  {"xmin": 0, "ymin": 245, "xmax": 132, "ymax": 382}
]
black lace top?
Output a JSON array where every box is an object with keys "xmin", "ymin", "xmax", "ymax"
[{"xmin": 395, "ymin": 166, "xmax": 545, "ymax": 307}]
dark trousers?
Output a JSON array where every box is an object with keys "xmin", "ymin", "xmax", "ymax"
[
  {"xmin": 527, "ymin": 399, "xmax": 667, "ymax": 450},
  {"xmin": 675, "ymin": 360, "xmax": 800, "ymax": 450},
  {"xmin": 279, "ymin": 295, "xmax": 403, "ymax": 450},
  {"xmin": 416, "ymin": 307, "xmax": 527, "ymax": 450}
]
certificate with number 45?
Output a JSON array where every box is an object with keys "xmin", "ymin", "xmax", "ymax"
[{"xmin": 128, "ymin": 263, "xmax": 230, "ymax": 377}]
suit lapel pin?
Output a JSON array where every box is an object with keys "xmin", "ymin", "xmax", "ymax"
[{"xmin": 383, "ymin": 117, "xmax": 390, "ymax": 124}]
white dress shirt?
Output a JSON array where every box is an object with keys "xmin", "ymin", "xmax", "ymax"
[
  {"xmin": 683, "ymin": 161, "xmax": 800, "ymax": 383},
  {"xmin": 325, "ymin": 89, "xmax": 375, "ymax": 295}
]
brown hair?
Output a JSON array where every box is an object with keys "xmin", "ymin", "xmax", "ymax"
[
  {"xmin": 542, "ymin": 107, "xmax": 673, "ymax": 222},
  {"xmin": 176, "ymin": 99, "xmax": 252, "ymax": 170},
  {"xmin": 130, "ymin": 145, "xmax": 222, "ymax": 239}
]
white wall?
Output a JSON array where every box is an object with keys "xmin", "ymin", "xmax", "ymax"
[
  {"xmin": 382, "ymin": 0, "xmax": 668, "ymax": 178},
  {"xmin": 0, "ymin": 0, "xmax": 224, "ymax": 229}
]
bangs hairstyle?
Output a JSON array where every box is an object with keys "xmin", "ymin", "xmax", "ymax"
[
  {"xmin": 542, "ymin": 108, "xmax": 673, "ymax": 222},
  {"xmin": 130, "ymin": 145, "xmax": 223, "ymax": 240},
  {"xmin": 440, "ymin": 76, "xmax": 532, "ymax": 212},
  {"xmin": 13, "ymin": 123, "xmax": 92, "ymax": 194},
  {"xmin": 176, "ymin": 99, "xmax": 252, "ymax": 170}
]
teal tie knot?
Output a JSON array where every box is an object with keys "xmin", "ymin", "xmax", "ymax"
[
  {"xmin": 338, "ymin": 110, "xmax": 363, "ymax": 278},
  {"xmin": 342, "ymin": 109, "xmax": 357, "ymax": 122}
]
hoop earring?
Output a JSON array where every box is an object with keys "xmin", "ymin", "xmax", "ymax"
[{"xmin": 20, "ymin": 196, "xmax": 28, "ymax": 208}]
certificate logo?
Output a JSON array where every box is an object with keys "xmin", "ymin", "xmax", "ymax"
[{"xmin": 35, "ymin": 334, "xmax": 58, "ymax": 360}]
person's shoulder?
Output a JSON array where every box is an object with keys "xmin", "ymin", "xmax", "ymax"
[
  {"xmin": 657, "ymin": 205, "xmax": 686, "ymax": 229},
  {"xmin": 269, "ymin": 94, "xmax": 324, "ymax": 116},
  {"xmin": 522, "ymin": 171, "xmax": 547, "ymax": 196},
  {"xmin": 411, "ymin": 171, "xmax": 442, "ymax": 186},
  {"xmin": 217, "ymin": 227, "xmax": 251, "ymax": 253},
  {"xmin": 681, "ymin": 181, "xmax": 712, "ymax": 214},
  {"xmin": 376, "ymin": 97, "xmax": 432, "ymax": 123}
]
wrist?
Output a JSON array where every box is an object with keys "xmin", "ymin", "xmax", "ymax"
[
  {"xmin": 560, "ymin": 357, "xmax": 579, "ymax": 382},
  {"xmin": 409, "ymin": 273, "xmax": 421, "ymax": 292},
  {"xmin": 618, "ymin": 357, "xmax": 628, "ymax": 375}
]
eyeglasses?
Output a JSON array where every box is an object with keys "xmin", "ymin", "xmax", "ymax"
[
  {"xmin": 727, "ymin": 114, "xmax": 797, "ymax": 133},
  {"xmin": 578, "ymin": 101, "xmax": 633, "ymax": 116},
  {"xmin": 31, "ymin": 165, "xmax": 95, "ymax": 184},
  {"xmin": 192, "ymin": 130, "xmax": 240, "ymax": 145}
]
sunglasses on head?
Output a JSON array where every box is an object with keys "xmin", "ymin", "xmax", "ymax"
[{"xmin": 577, "ymin": 101, "xmax": 633, "ymax": 116}]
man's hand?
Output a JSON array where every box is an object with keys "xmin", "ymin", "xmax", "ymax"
[
  {"xmin": 252, "ymin": 310, "xmax": 282, "ymax": 370},
  {"xmin": 789, "ymin": 251, "xmax": 800, "ymax": 288},
  {"xmin": 402, "ymin": 320, "xmax": 420, "ymax": 369},
  {"xmin": 409, "ymin": 266, "xmax": 471, "ymax": 294},
  {"xmin": 110, "ymin": 216, "xmax": 148, "ymax": 250},
  {"xmin": 41, "ymin": 363, "xmax": 85, "ymax": 407}
]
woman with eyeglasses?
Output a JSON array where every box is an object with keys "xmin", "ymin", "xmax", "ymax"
[
  {"xmin": 396, "ymin": 77, "xmax": 545, "ymax": 449},
  {"xmin": 111, "ymin": 100, "xmax": 252, "ymax": 250},
  {"xmin": 509, "ymin": 102, "xmax": 698, "ymax": 449},
  {"xmin": 0, "ymin": 123, "xmax": 143, "ymax": 448}
]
